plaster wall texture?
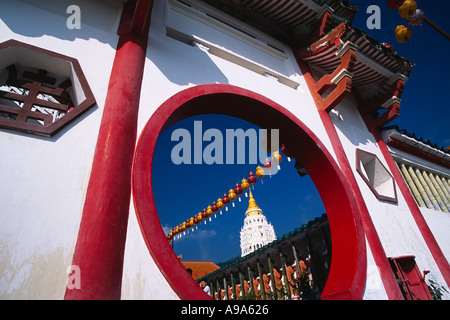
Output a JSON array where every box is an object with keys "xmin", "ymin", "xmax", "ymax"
[
  {"xmin": 0, "ymin": 0, "xmax": 120, "ymax": 299},
  {"xmin": 122, "ymin": 0, "xmax": 340, "ymax": 299},
  {"xmin": 331, "ymin": 95, "xmax": 450, "ymax": 298}
]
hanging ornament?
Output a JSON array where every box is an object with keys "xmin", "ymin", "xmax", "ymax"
[
  {"xmin": 211, "ymin": 202, "xmax": 219, "ymax": 213},
  {"xmin": 228, "ymin": 189, "xmax": 237, "ymax": 201},
  {"xmin": 222, "ymin": 193, "xmax": 230, "ymax": 205},
  {"xmin": 206, "ymin": 206, "xmax": 213, "ymax": 216},
  {"xmin": 193, "ymin": 215, "xmax": 198, "ymax": 225},
  {"xmin": 272, "ymin": 151, "xmax": 282, "ymax": 170},
  {"xmin": 382, "ymin": 42, "xmax": 396, "ymax": 53},
  {"xmin": 241, "ymin": 178, "xmax": 250, "ymax": 197},
  {"xmin": 202, "ymin": 209, "xmax": 208, "ymax": 219},
  {"xmin": 181, "ymin": 222, "xmax": 186, "ymax": 231},
  {"xmin": 395, "ymin": 25, "xmax": 412, "ymax": 43},
  {"xmin": 255, "ymin": 166, "xmax": 265, "ymax": 179},
  {"xmin": 406, "ymin": 8, "xmax": 424, "ymax": 26},
  {"xmin": 234, "ymin": 183, "xmax": 243, "ymax": 202},
  {"xmin": 248, "ymin": 172, "xmax": 257, "ymax": 186},
  {"xmin": 216, "ymin": 198, "xmax": 224, "ymax": 210},
  {"xmin": 398, "ymin": 0, "xmax": 417, "ymax": 18},
  {"xmin": 190, "ymin": 217, "xmax": 195, "ymax": 226},
  {"xmin": 197, "ymin": 212, "xmax": 203, "ymax": 222},
  {"xmin": 387, "ymin": 0, "xmax": 405, "ymax": 10},
  {"xmin": 228, "ymin": 189, "xmax": 237, "ymax": 207},
  {"xmin": 222, "ymin": 194, "xmax": 230, "ymax": 211},
  {"xmin": 263, "ymin": 158, "xmax": 272, "ymax": 171}
]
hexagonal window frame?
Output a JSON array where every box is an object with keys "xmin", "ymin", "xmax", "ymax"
[
  {"xmin": 356, "ymin": 148, "xmax": 398, "ymax": 203},
  {"xmin": 0, "ymin": 39, "xmax": 96, "ymax": 137}
]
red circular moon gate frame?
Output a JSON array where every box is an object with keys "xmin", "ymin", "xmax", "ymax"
[{"xmin": 132, "ymin": 84, "xmax": 366, "ymax": 300}]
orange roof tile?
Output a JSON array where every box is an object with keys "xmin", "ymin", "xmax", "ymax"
[{"xmin": 181, "ymin": 260, "xmax": 220, "ymax": 280}]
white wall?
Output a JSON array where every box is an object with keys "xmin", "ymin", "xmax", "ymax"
[
  {"xmin": 331, "ymin": 95, "xmax": 450, "ymax": 299},
  {"xmin": 0, "ymin": 0, "xmax": 120, "ymax": 299},
  {"xmin": 2, "ymin": 0, "xmax": 447, "ymax": 300},
  {"xmin": 121, "ymin": 0, "xmax": 338, "ymax": 299}
]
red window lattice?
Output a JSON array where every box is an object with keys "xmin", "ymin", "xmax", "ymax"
[{"xmin": 0, "ymin": 40, "xmax": 95, "ymax": 137}]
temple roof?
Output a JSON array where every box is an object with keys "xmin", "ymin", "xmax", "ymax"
[
  {"xmin": 200, "ymin": 0, "xmax": 357, "ymax": 44},
  {"xmin": 181, "ymin": 260, "xmax": 220, "ymax": 280},
  {"xmin": 198, "ymin": 213, "xmax": 328, "ymax": 281}
]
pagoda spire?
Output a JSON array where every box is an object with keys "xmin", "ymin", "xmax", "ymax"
[{"xmin": 246, "ymin": 191, "xmax": 263, "ymax": 216}]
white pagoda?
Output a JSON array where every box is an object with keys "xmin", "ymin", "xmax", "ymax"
[{"xmin": 240, "ymin": 191, "xmax": 277, "ymax": 257}]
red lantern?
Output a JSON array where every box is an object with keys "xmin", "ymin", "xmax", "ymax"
[
  {"xmin": 222, "ymin": 193, "xmax": 230, "ymax": 205},
  {"xmin": 387, "ymin": 0, "xmax": 405, "ymax": 10},
  {"xmin": 211, "ymin": 202, "xmax": 218, "ymax": 212},
  {"xmin": 248, "ymin": 172, "xmax": 257, "ymax": 185},
  {"xmin": 193, "ymin": 216, "xmax": 198, "ymax": 225},
  {"xmin": 263, "ymin": 158, "xmax": 272, "ymax": 171},
  {"xmin": 202, "ymin": 209, "xmax": 208, "ymax": 219},
  {"xmin": 382, "ymin": 42, "xmax": 396, "ymax": 53},
  {"xmin": 234, "ymin": 183, "xmax": 243, "ymax": 195}
]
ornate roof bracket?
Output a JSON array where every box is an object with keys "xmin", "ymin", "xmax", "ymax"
[
  {"xmin": 313, "ymin": 42, "xmax": 357, "ymax": 112},
  {"xmin": 371, "ymin": 102, "xmax": 401, "ymax": 130},
  {"xmin": 362, "ymin": 77, "xmax": 405, "ymax": 113},
  {"xmin": 297, "ymin": 10, "xmax": 333, "ymax": 49},
  {"xmin": 358, "ymin": 73, "xmax": 407, "ymax": 130}
]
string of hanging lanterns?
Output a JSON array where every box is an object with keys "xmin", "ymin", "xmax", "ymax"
[
  {"xmin": 166, "ymin": 147, "xmax": 292, "ymax": 242},
  {"xmin": 387, "ymin": 0, "xmax": 449, "ymax": 43}
]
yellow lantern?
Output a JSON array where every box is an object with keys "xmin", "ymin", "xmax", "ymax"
[
  {"xmin": 216, "ymin": 198, "xmax": 224, "ymax": 209},
  {"xmin": 272, "ymin": 151, "xmax": 282, "ymax": 164},
  {"xmin": 241, "ymin": 178, "xmax": 250, "ymax": 190},
  {"xmin": 190, "ymin": 217, "xmax": 194, "ymax": 226},
  {"xmin": 255, "ymin": 166, "xmax": 265, "ymax": 178},
  {"xmin": 181, "ymin": 222, "xmax": 186, "ymax": 230},
  {"xmin": 228, "ymin": 189, "xmax": 237, "ymax": 201},
  {"xmin": 395, "ymin": 25, "xmax": 412, "ymax": 43},
  {"xmin": 398, "ymin": 0, "xmax": 417, "ymax": 18},
  {"xmin": 197, "ymin": 212, "xmax": 203, "ymax": 221},
  {"xmin": 206, "ymin": 205, "xmax": 213, "ymax": 216}
]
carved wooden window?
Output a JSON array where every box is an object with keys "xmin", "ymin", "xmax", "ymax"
[{"xmin": 0, "ymin": 40, "xmax": 96, "ymax": 137}]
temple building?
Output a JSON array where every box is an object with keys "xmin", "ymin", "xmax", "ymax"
[
  {"xmin": 240, "ymin": 192, "xmax": 277, "ymax": 257},
  {"xmin": 0, "ymin": 0, "xmax": 449, "ymax": 300}
]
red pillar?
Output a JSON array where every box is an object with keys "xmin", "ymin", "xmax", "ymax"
[
  {"xmin": 297, "ymin": 61, "xmax": 404, "ymax": 300},
  {"xmin": 65, "ymin": 1, "xmax": 152, "ymax": 300}
]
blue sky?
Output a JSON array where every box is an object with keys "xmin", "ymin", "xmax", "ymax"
[
  {"xmin": 152, "ymin": 115, "xmax": 325, "ymax": 263},
  {"xmin": 152, "ymin": 1, "xmax": 449, "ymax": 264},
  {"xmin": 351, "ymin": 0, "xmax": 450, "ymax": 147}
]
